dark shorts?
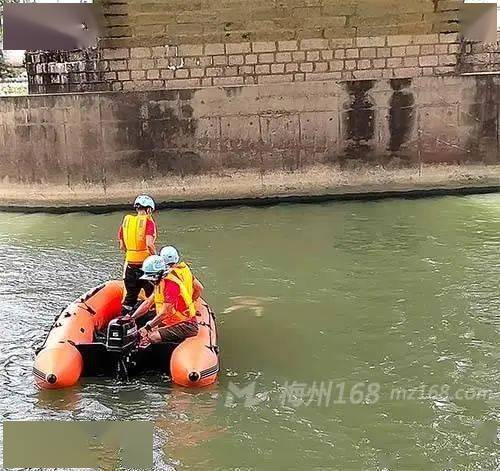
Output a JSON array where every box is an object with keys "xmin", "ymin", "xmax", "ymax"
[
  {"xmin": 158, "ymin": 321, "xmax": 199, "ymax": 343},
  {"xmin": 121, "ymin": 263, "xmax": 154, "ymax": 314}
]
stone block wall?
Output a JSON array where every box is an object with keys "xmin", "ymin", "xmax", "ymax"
[
  {"xmin": 26, "ymin": 33, "xmax": 462, "ymax": 93},
  {"xmin": 101, "ymin": 0, "xmax": 462, "ymax": 48},
  {"xmin": 25, "ymin": 0, "xmax": 467, "ymax": 94},
  {"xmin": 104, "ymin": 33, "xmax": 462, "ymax": 91},
  {"xmin": 459, "ymin": 34, "xmax": 500, "ymax": 74},
  {"xmin": 25, "ymin": 49, "xmax": 109, "ymax": 94}
]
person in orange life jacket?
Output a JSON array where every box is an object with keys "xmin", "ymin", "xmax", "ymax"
[
  {"xmin": 131, "ymin": 247, "xmax": 204, "ymax": 345},
  {"xmin": 118, "ymin": 195, "xmax": 157, "ymax": 316}
]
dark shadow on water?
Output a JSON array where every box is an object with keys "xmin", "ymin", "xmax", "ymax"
[{"xmin": 36, "ymin": 386, "xmax": 83, "ymax": 412}]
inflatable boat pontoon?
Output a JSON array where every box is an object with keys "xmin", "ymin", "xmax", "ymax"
[{"xmin": 33, "ymin": 281, "xmax": 219, "ymax": 389}]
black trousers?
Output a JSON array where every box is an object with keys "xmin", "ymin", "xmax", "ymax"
[{"xmin": 121, "ymin": 264, "xmax": 154, "ymax": 314}]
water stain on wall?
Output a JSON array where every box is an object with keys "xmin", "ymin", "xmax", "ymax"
[
  {"xmin": 388, "ymin": 78, "xmax": 415, "ymax": 153},
  {"xmin": 342, "ymin": 80, "xmax": 375, "ymax": 160},
  {"xmin": 111, "ymin": 91, "xmax": 203, "ymax": 178},
  {"xmin": 466, "ymin": 75, "xmax": 499, "ymax": 163}
]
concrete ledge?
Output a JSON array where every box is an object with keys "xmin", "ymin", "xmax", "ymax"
[
  {"xmin": 1, "ymin": 164, "xmax": 498, "ymax": 213},
  {"xmin": 0, "ymin": 185, "xmax": 499, "ymax": 214}
]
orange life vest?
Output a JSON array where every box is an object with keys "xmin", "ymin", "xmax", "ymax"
[
  {"xmin": 154, "ymin": 263, "xmax": 196, "ymax": 326},
  {"xmin": 122, "ymin": 214, "xmax": 155, "ymax": 264}
]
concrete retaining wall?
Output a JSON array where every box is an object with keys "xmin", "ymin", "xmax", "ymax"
[{"xmin": 0, "ymin": 75, "xmax": 499, "ymax": 193}]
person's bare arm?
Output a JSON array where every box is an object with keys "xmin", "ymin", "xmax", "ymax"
[
  {"xmin": 146, "ymin": 235, "xmax": 156, "ymax": 255},
  {"xmin": 145, "ymin": 303, "xmax": 174, "ymax": 329},
  {"xmin": 131, "ymin": 294, "xmax": 154, "ymax": 320},
  {"xmin": 118, "ymin": 224, "xmax": 126, "ymax": 251},
  {"xmin": 192, "ymin": 277, "xmax": 204, "ymax": 301}
]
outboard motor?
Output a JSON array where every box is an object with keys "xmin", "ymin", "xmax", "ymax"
[
  {"xmin": 106, "ymin": 317, "xmax": 138, "ymax": 353},
  {"xmin": 106, "ymin": 317, "xmax": 139, "ymax": 379}
]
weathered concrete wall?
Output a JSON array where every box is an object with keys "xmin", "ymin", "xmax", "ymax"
[
  {"xmin": 1, "ymin": 75, "xmax": 499, "ymax": 195},
  {"xmin": 25, "ymin": 0, "xmax": 465, "ymax": 94}
]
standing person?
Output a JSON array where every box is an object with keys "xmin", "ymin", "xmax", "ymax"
[
  {"xmin": 131, "ymin": 250, "xmax": 203, "ymax": 345},
  {"xmin": 118, "ymin": 195, "xmax": 157, "ymax": 316}
]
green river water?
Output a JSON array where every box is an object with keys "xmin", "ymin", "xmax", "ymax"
[{"xmin": 0, "ymin": 194, "xmax": 498, "ymax": 470}]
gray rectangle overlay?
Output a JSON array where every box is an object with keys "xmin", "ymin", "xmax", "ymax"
[
  {"xmin": 3, "ymin": 421, "xmax": 153, "ymax": 469},
  {"xmin": 3, "ymin": 4, "xmax": 102, "ymax": 51}
]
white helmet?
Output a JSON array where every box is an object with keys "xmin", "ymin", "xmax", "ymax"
[
  {"xmin": 134, "ymin": 194, "xmax": 155, "ymax": 211},
  {"xmin": 160, "ymin": 246, "xmax": 180, "ymax": 265},
  {"xmin": 140, "ymin": 255, "xmax": 167, "ymax": 281}
]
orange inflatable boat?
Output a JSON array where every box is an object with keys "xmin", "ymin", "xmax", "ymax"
[{"xmin": 33, "ymin": 281, "xmax": 219, "ymax": 389}]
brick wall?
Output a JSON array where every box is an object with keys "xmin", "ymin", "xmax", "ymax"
[
  {"xmin": 106, "ymin": 33, "xmax": 461, "ymax": 91},
  {"xmin": 26, "ymin": 33, "xmax": 461, "ymax": 93},
  {"xmin": 460, "ymin": 34, "xmax": 500, "ymax": 74},
  {"xmin": 25, "ymin": 0, "xmax": 468, "ymax": 94},
  {"xmin": 100, "ymin": 0, "xmax": 462, "ymax": 48},
  {"xmin": 25, "ymin": 49, "xmax": 110, "ymax": 94}
]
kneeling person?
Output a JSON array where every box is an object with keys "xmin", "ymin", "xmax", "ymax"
[{"xmin": 132, "ymin": 254, "xmax": 202, "ymax": 345}]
